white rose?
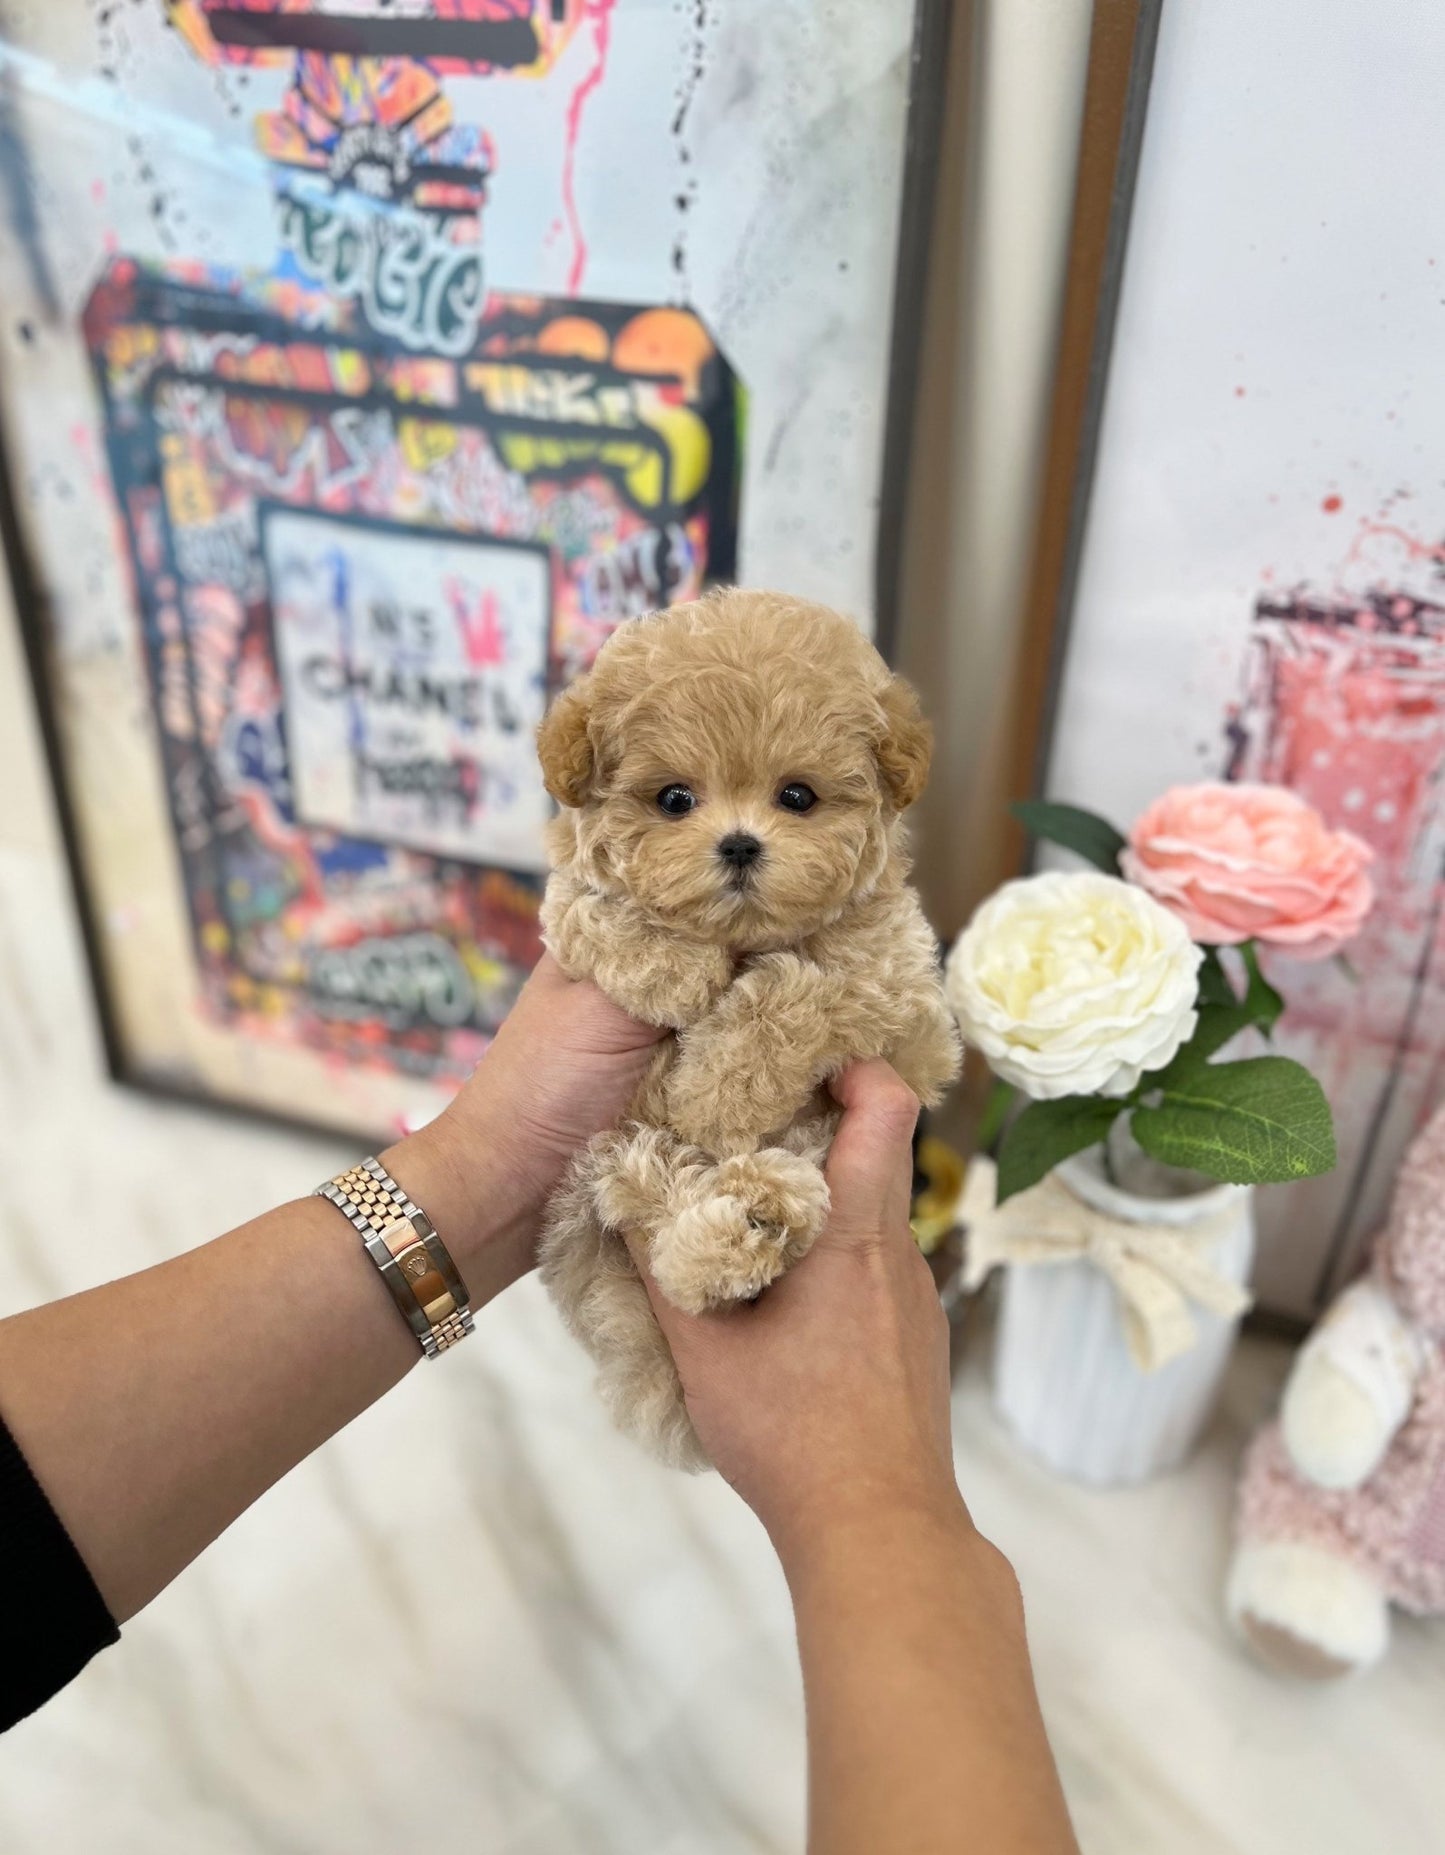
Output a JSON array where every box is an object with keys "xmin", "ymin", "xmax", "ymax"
[{"xmin": 945, "ymin": 870, "xmax": 1202, "ymax": 1100}]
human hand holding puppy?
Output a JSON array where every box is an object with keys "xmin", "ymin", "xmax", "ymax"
[
  {"xmin": 394, "ymin": 952, "xmax": 669, "ymax": 1293},
  {"xmin": 625, "ymin": 1058, "xmax": 962, "ymax": 1552},
  {"xmin": 424, "ymin": 978, "xmax": 1073, "ymax": 1855},
  {"xmin": 417, "ymin": 975, "xmax": 961, "ymax": 1549},
  {"xmin": 626, "ymin": 1054, "xmax": 1079, "ymax": 1855}
]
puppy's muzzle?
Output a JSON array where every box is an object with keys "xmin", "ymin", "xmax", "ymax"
[{"xmin": 717, "ymin": 832, "xmax": 763, "ymax": 887}]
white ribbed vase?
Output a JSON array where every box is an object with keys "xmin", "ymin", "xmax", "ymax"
[{"xmin": 992, "ymin": 1149, "xmax": 1255, "ymax": 1487}]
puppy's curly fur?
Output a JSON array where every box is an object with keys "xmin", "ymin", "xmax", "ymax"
[{"xmin": 536, "ymin": 589, "xmax": 961, "ymax": 1468}]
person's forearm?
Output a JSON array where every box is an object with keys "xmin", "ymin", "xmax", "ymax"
[
  {"xmin": 0, "ymin": 1113, "xmax": 526, "ymax": 1624},
  {"xmin": 783, "ymin": 1506, "xmax": 1079, "ymax": 1855}
]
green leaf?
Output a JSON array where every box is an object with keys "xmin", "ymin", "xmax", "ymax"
[
  {"xmin": 996, "ymin": 1095, "xmax": 1123, "ymax": 1203},
  {"xmin": 1155, "ymin": 942, "xmax": 1283, "ymax": 1082},
  {"xmin": 1156, "ymin": 1002, "xmax": 1255, "ymax": 1081},
  {"xmin": 1196, "ymin": 946, "xmax": 1239, "ymax": 1008},
  {"xmin": 1334, "ymin": 951, "xmax": 1360, "ymax": 985},
  {"xmin": 975, "ymin": 1077, "xmax": 1017, "ymax": 1152},
  {"xmin": 1131, "ymin": 1056, "xmax": 1336, "ymax": 1186},
  {"xmin": 1240, "ymin": 941, "xmax": 1284, "ymax": 1037},
  {"xmin": 1011, "ymin": 800, "xmax": 1127, "ymax": 875}
]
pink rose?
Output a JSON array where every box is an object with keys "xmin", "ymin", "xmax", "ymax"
[{"xmin": 1121, "ymin": 783, "xmax": 1374, "ymax": 959}]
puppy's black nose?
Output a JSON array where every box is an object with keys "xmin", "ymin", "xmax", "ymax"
[{"xmin": 717, "ymin": 832, "xmax": 763, "ymax": 870}]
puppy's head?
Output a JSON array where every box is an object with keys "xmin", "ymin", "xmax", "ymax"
[{"xmin": 538, "ymin": 589, "xmax": 931, "ymax": 947}]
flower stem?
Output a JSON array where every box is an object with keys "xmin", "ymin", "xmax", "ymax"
[{"xmin": 1101, "ymin": 1115, "xmax": 1122, "ymax": 1187}]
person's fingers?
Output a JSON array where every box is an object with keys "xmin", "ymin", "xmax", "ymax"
[
  {"xmin": 621, "ymin": 1228, "xmax": 690, "ymax": 1351},
  {"xmin": 525, "ymin": 949, "xmax": 568, "ymax": 991},
  {"xmin": 621, "ymin": 1227, "xmax": 668, "ymax": 1324},
  {"xmin": 822, "ymin": 1060, "xmax": 920, "ymax": 1244},
  {"xmin": 620, "ymin": 1227, "xmax": 740, "ymax": 1360},
  {"xmin": 517, "ymin": 952, "xmax": 667, "ymax": 1055}
]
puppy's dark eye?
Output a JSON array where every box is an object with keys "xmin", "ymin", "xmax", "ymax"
[
  {"xmin": 777, "ymin": 782, "xmax": 818, "ymax": 814},
  {"xmin": 656, "ymin": 784, "xmax": 697, "ymax": 817}
]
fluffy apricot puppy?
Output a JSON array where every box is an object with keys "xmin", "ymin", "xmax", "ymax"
[{"xmin": 536, "ymin": 588, "xmax": 960, "ymax": 1468}]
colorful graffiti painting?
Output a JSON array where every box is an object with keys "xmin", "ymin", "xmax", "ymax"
[
  {"xmin": 80, "ymin": 2, "xmax": 740, "ymax": 1094},
  {"xmin": 4, "ymin": 0, "xmax": 931, "ymax": 1137},
  {"xmin": 85, "ymin": 264, "xmax": 737, "ymax": 1085}
]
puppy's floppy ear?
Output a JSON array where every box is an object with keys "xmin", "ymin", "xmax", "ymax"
[
  {"xmin": 873, "ymin": 672, "xmax": 932, "ymax": 811},
  {"xmin": 537, "ymin": 677, "xmax": 596, "ymax": 806}
]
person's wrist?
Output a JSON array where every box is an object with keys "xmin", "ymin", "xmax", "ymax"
[
  {"xmin": 779, "ymin": 1496, "xmax": 996, "ymax": 1618},
  {"xmin": 381, "ymin": 1103, "xmax": 539, "ymax": 1305},
  {"xmin": 765, "ymin": 1476, "xmax": 975, "ymax": 1590}
]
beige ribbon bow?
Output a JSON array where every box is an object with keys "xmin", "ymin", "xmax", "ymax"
[{"xmin": 960, "ymin": 1157, "xmax": 1252, "ymax": 1373}]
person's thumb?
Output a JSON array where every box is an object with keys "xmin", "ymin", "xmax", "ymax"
[
  {"xmin": 621, "ymin": 1227, "xmax": 698, "ymax": 1354},
  {"xmin": 526, "ymin": 951, "xmax": 669, "ymax": 1056},
  {"xmin": 822, "ymin": 1060, "xmax": 920, "ymax": 1245}
]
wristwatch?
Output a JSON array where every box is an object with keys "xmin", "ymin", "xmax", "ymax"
[{"xmin": 316, "ymin": 1156, "xmax": 474, "ymax": 1359}]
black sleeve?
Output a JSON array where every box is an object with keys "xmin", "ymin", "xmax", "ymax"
[{"xmin": 0, "ymin": 1412, "xmax": 119, "ymax": 1731}]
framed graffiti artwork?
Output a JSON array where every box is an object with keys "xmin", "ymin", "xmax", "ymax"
[
  {"xmin": 3, "ymin": 1, "xmax": 948, "ymax": 1139},
  {"xmin": 1027, "ymin": 0, "xmax": 1445, "ymax": 1321}
]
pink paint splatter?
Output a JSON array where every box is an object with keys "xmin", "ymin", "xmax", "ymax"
[
  {"xmin": 1322, "ymin": 494, "xmax": 1343, "ymax": 514},
  {"xmin": 560, "ymin": 0, "xmax": 617, "ymax": 295},
  {"xmin": 1341, "ymin": 517, "xmax": 1445, "ymax": 574},
  {"xmin": 448, "ymin": 579, "xmax": 506, "ymax": 666},
  {"xmin": 1235, "ymin": 385, "xmax": 1247, "ymax": 398}
]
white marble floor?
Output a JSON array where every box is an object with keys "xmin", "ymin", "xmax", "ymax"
[{"xmin": 1, "ymin": 796, "xmax": 1442, "ymax": 1852}]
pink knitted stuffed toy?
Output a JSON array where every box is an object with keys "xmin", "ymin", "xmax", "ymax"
[{"xmin": 1227, "ymin": 1104, "xmax": 1445, "ymax": 1677}]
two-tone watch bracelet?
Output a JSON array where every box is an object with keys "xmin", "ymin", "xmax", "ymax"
[{"xmin": 315, "ymin": 1156, "xmax": 474, "ymax": 1359}]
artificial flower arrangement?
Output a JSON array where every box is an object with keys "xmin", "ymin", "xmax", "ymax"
[{"xmin": 945, "ymin": 783, "xmax": 1376, "ymax": 1204}]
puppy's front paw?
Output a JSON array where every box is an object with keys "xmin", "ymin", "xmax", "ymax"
[
  {"xmin": 594, "ymin": 937, "xmax": 731, "ymax": 1030},
  {"xmin": 664, "ymin": 1065, "xmax": 739, "ymax": 1152},
  {"xmin": 647, "ymin": 942, "xmax": 735, "ymax": 1028},
  {"xmin": 649, "ymin": 1151, "xmax": 830, "ymax": 1313},
  {"xmin": 668, "ymin": 957, "xmax": 839, "ymax": 1145},
  {"xmin": 592, "ymin": 1124, "xmax": 705, "ymax": 1236}
]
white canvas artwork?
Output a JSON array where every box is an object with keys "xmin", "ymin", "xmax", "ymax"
[
  {"xmin": 267, "ymin": 510, "xmax": 553, "ymax": 871},
  {"xmin": 1044, "ymin": 0, "xmax": 1445, "ymax": 1316}
]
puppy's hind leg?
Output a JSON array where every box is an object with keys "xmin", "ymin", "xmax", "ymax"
[
  {"xmin": 591, "ymin": 1119, "xmax": 828, "ymax": 1315},
  {"xmin": 541, "ymin": 1134, "xmax": 708, "ymax": 1471}
]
